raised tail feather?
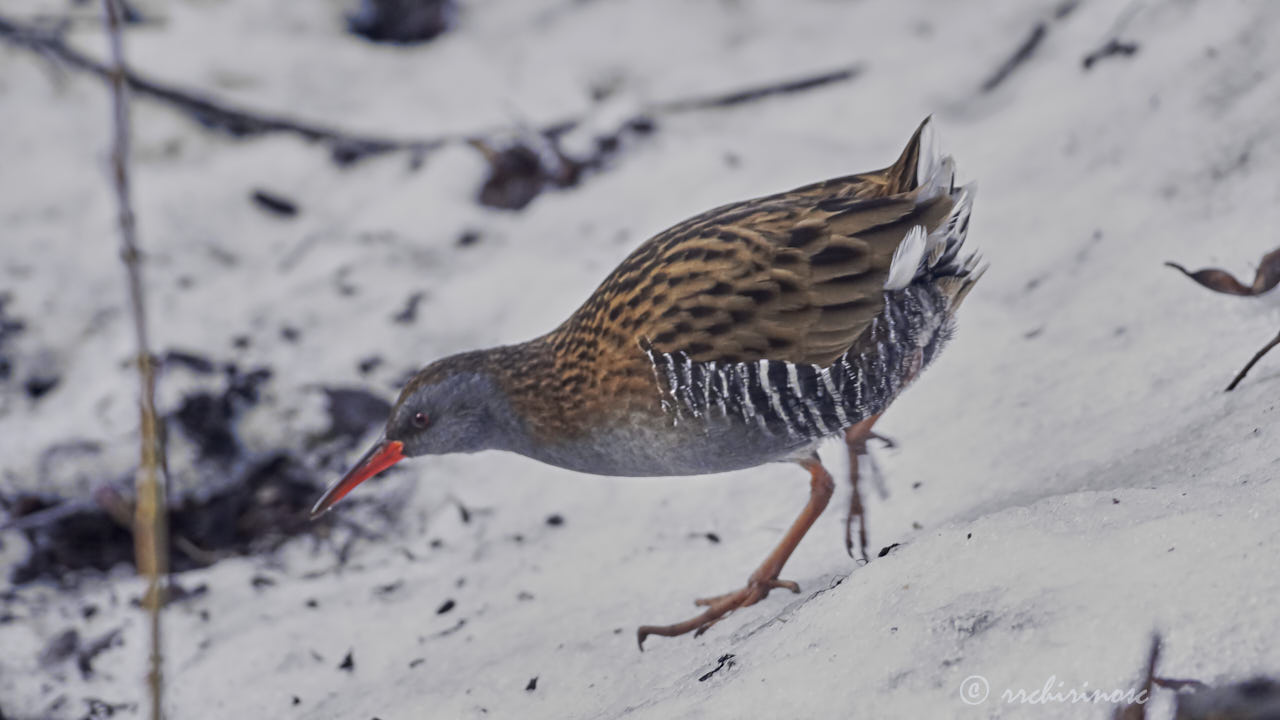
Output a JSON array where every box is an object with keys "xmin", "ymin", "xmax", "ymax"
[
  {"xmin": 926, "ymin": 185, "xmax": 985, "ymax": 308},
  {"xmin": 881, "ymin": 116, "xmax": 933, "ymax": 195},
  {"xmin": 885, "ymin": 118, "xmax": 984, "ymax": 305}
]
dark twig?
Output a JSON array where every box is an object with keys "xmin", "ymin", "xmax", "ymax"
[
  {"xmin": 0, "ymin": 497, "xmax": 96, "ymax": 532},
  {"xmin": 979, "ymin": 0, "xmax": 1082, "ymax": 93},
  {"xmin": 697, "ymin": 653, "xmax": 737, "ymax": 682},
  {"xmin": 655, "ymin": 65, "xmax": 862, "ymax": 113},
  {"xmin": 1082, "ymin": 38, "xmax": 1139, "ymax": 70},
  {"xmin": 1083, "ymin": 1, "xmax": 1143, "ymax": 71},
  {"xmin": 101, "ymin": 1, "xmax": 165, "ymax": 718},
  {"xmin": 1112, "ymin": 634, "xmax": 1160, "ymax": 720},
  {"xmin": 0, "ymin": 12, "xmax": 862, "ymax": 171},
  {"xmin": 1226, "ymin": 330, "xmax": 1280, "ymax": 391},
  {"xmin": 981, "ymin": 22, "xmax": 1048, "ymax": 93},
  {"xmin": 0, "ymin": 13, "xmax": 442, "ymax": 164}
]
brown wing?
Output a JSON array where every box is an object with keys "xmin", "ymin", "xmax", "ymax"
[{"xmin": 550, "ymin": 118, "xmax": 954, "ymax": 369}]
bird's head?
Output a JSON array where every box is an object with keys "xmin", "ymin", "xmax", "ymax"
[{"xmin": 310, "ymin": 351, "xmax": 511, "ymax": 517}]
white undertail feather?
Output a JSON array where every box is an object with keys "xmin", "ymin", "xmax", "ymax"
[
  {"xmin": 888, "ymin": 120, "xmax": 980, "ymax": 293},
  {"xmin": 931, "ymin": 187, "xmax": 972, "ymax": 261},
  {"xmin": 932, "ymin": 184, "xmax": 984, "ymax": 305},
  {"xmin": 885, "ymin": 225, "xmax": 928, "ymax": 290}
]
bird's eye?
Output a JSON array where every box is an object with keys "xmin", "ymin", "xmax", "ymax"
[{"xmin": 412, "ymin": 412, "xmax": 430, "ymax": 429}]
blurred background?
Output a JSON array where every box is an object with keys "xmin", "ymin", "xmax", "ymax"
[{"xmin": 1, "ymin": 0, "xmax": 1279, "ymax": 718}]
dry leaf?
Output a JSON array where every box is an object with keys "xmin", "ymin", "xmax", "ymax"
[
  {"xmin": 1166, "ymin": 246, "xmax": 1280, "ymax": 296},
  {"xmin": 1167, "ymin": 246, "xmax": 1280, "ymax": 390}
]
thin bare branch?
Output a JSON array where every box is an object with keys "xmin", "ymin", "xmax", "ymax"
[
  {"xmin": 981, "ymin": 22, "xmax": 1047, "ymax": 93},
  {"xmin": 100, "ymin": 0, "xmax": 165, "ymax": 718},
  {"xmin": 0, "ymin": 13, "xmax": 862, "ymax": 168},
  {"xmin": 1112, "ymin": 633, "xmax": 1160, "ymax": 720},
  {"xmin": 0, "ymin": 13, "xmax": 439, "ymax": 163},
  {"xmin": 653, "ymin": 65, "xmax": 862, "ymax": 114},
  {"xmin": 1226, "ymin": 330, "xmax": 1280, "ymax": 392}
]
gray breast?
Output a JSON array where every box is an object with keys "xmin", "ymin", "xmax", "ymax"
[{"xmin": 516, "ymin": 408, "xmax": 816, "ymax": 477}]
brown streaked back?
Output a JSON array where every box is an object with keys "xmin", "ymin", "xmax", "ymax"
[{"xmin": 548, "ymin": 118, "xmax": 953, "ymax": 374}]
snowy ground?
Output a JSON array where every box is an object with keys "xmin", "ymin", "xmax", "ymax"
[{"xmin": 2, "ymin": 0, "xmax": 1279, "ymax": 718}]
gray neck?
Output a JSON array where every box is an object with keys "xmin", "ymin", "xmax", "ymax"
[
  {"xmin": 472, "ymin": 373, "xmax": 538, "ymax": 456},
  {"xmin": 396, "ymin": 363, "xmax": 538, "ymax": 458}
]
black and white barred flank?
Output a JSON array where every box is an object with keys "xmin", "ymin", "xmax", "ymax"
[
  {"xmin": 642, "ymin": 283, "xmax": 952, "ymax": 443},
  {"xmin": 644, "ymin": 184, "xmax": 980, "ymax": 443}
]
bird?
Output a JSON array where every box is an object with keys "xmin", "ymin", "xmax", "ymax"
[{"xmin": 310, "ymin": 117, "xmax": 983, "ymax": 647}]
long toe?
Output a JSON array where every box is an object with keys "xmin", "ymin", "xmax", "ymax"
[
  {"xmin": 638, "ymin": 591, "xmax": 747, "ymax": 648},
  {"xmin": 638, "ymin": 577, "xmax": 801, "ymax": 648}
]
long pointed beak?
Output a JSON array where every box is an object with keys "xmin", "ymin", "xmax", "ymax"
[{"xmin": 310, "ymin": 438, "xmax": 405, "ymax": 518}]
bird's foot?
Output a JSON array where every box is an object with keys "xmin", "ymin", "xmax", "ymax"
[
  {"xmin": 844, "ymin": 477, "xmax": 869, "ymax": 563},
  {"xmin": 694, "ymin": 577, "xmax": 799, "ymax": 607},
  {"xmin": 636, "ymin": 573, "xmax": 800, "ymax": 649},
  {"xmin": 635, "ymin": 458, "xmax": 834, "ymax": 650},
  {"xmin": 843, "ymin": 414, "xmax": 887, "ymax": 563}
]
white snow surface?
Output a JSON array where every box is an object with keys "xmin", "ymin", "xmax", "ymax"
[{"xmin": 2, "ymin": 0, "xmax": 1280, "ymax": 718}]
